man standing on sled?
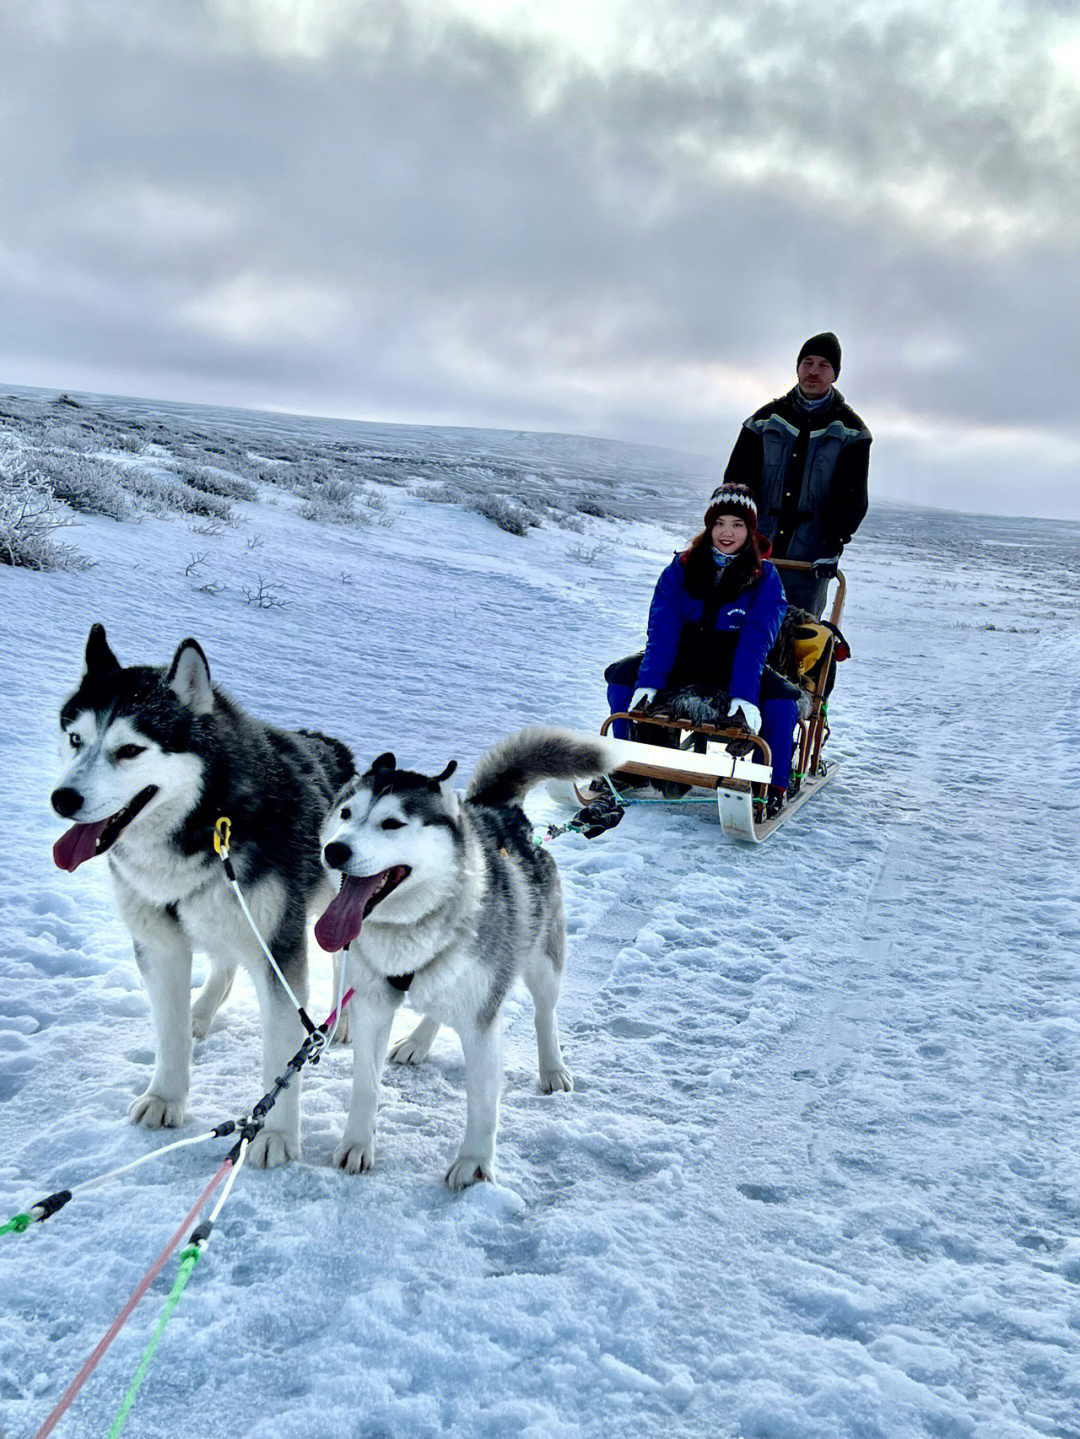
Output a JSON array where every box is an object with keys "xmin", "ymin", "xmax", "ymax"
[{"xmin": 721, "ymin": 332, "xmax": 871, "ymax": 616}]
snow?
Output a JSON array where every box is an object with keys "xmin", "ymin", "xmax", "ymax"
[{"xmin": 2, "ymin": 394, "xmax": 1080, "ymax": 1439}]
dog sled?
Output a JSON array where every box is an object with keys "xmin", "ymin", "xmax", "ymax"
[{"xmin": 580, "ymin": 561, "xmax": 848, "ymax": 843}]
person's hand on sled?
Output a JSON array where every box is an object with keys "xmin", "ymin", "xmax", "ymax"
[
  {"xmin": 811, "ymin": 555, "xmax": 840, "ymax": 580},
  {"xmin": 629, "ymin": 686, "xmax": 657, "ymax": 712},
  {"xmin": 727, "ymin": 699, "xmax": 762, "ymax": 733}
]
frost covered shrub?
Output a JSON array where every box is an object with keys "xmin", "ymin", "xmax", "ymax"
[
  {"xmin": 298, "ymin": 493, "xmax": 371, "ymax": 527},
  {"xmin": 177, "ymin": 486, "xmax": 233, "ymax": 521},
  {"xmin": 122, "ymin": 466, "xmax": 177, "ymax": 515},
  {"xmin": 0, "ymin": 471, "xmax": 90, "ymax": 571},
  {"xmin": 360, "ymin": 487, "xmax": 388, "ymax": 513},
  {"xmin": 413, "ymin": 482, "xmax": 538, "ymax": 536},
  {"xmin": 574, "ymin": 493, "xmax": 613, "ymax": 519},
  {"xmin": 289, "ymin": 461, "xmax": 350, "ymax": 501},
  {"xmin": 313, "ymin": 475, "xmax": 354, "ymax": 507},
  {"xmin": 33, "ymin": 451, "xmax": 129, "ymax": 520},
  {"xmin": 550, "ymin": 509, "xmax": 585, "ymax": 533},
  {"xmin": 168, "ymin": 461, "xmax": 257, "ymax": 503},
  {"xmin": 119, "ymin": 465, "xmax": 233, "ymax": 521},
  {"xmin": 469, "ymin": 494, "xmax": 539, "ymax": 536},
  {"xmin": 413, "ymin": 481, "xmax": 465, "ymax": 506},
  {"xmin": 40, "ymin": 420, "xmax": 98, "ymax": 453}
]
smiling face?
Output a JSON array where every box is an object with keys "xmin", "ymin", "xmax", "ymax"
[
  {"xmin": 51, "ymin": 626, "xmax": 209, "ymax": 871},
  {"xmin": 711, "ymin": 513, "xmax": 749, "ymax": 553},
  {"xmin": 315, "ymin": 756, "xmax": 461, "ymax": 951}
]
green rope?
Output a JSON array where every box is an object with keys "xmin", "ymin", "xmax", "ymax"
[
  {"xmin": 106, "ymin": 1243, "xmax": 203, "ymax": 1439},
  {"xmin": 618, "ymin": 793, "xmax": 716, "ymax": 806},
  {"xmin": 0, "ymin": 1213, "xmax": 32, "ymax": 1236}
]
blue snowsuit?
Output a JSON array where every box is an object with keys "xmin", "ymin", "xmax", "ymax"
[{"xmin": 607, "ymin": 550, "xmax": 799, "ymax": 788}]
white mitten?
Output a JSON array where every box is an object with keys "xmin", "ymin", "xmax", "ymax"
[
  {"xmin": 630, "ymin": 687, "xmax": 657, "ymax": 711},
  {"xmin": 727, "ymin": 698, "xmax": 762, "ymax": 734}
]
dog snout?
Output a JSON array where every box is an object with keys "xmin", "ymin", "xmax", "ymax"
[
  {"xmin": 52, "ymin": 786, "xmax": 84, "ymax": 819},
  {"xmin": 323, "ymin": 840, "xmax": 351, "ymax": 870}
]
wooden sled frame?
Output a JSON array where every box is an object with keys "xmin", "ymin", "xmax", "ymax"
[{"xmin": 596, "ymin": 562, "xmax": 847, "ymax": 842}]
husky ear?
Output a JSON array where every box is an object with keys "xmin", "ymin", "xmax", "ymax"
[
  {"xmin": 83, "ymin": 623, "xmax": 120, "ymax": 677},
  {"xmin": 366, "ymin": 752, "xmax": 396, "ymax": 777},
  {"xmin": 432, "ymin": 760, "xmax": 457, "ymax": 788},
  {"xmin": 167, "ymin": 638, "xmax": 214, "ymax": 715}
]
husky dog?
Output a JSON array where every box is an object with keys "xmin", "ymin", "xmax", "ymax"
[
  {"xmin": 314, "ymin": 727, "xmax": 615, "ymax": 1189},
  {"xmin": 51, "ymin": 624, "xmax": 354, "ymax": 1167}
]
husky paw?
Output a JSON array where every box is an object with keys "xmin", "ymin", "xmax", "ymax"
[
  {"xmin": 129, "ymin": 1092, "xmax": 186, "ymax": 1129},
  {"xmin": 388, "ymin": 1035, "xmax": 431, "ymax": 1066},
  {"xmin": 334, "ymin": 1136, "xmax": 375, "ymax": 1173},
  {"xmin": 190, "ymin": 1009, "xmax": 215, "ymax": 1041},
  {"xmin": 540, "ymin": 1066, "xmax": 574, "ymax": 1094},
  {"xmin": 246, "ymin": 1128, "xmax": 299, "ymax": 1168},
  {"xmin": 445, "ymin": 1154, "xmax": 494, "ymax": 1191}
]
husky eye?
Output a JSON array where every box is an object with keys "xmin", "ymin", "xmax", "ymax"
[
  {"xmin": 339, "ymin": 807, "xmax": 351, "ymax": 821},
  {"xmin": 115, "ymin": 744, "xmax": 146, "ymax": 762},
  {"xmin": 381, "ymin": 818, "xmax": 405, "ymax": 830},
  {"xmin": 68, "ymin": 732, "xmax": 83, "ymax": 750}
]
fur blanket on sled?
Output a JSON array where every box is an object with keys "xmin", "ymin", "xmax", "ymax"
[{"xmin": 654, "ymin": 605, "xmax": 817, "ymax": 728}]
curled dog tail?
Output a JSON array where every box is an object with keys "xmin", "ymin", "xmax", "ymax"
[{"xmin": 467, "ymin": 727, "xmax": 616, "ymax": 809}]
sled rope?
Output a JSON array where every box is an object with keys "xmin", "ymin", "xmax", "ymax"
[
  {"xmin": 213, "ymin": 816, "xmax": 316, "ymax": 1034},
  {"xmin": 7, "ymin": 989, "xmax": 352, "ymax": 1236},
  {"xmin": 31, "ymin": 1159, "xmax": 233, "ymax": 1439},
  {"xmin": 3, "ymin": 1130, "xmax": 224, "ymax": 1235},
  {"xmin": 105, "ymin": 1138, "xmax": 251, "ymax": 1439},
  {"xmin": 29, "ymin": 984, "xmax": 353, "ymax": 1436}
]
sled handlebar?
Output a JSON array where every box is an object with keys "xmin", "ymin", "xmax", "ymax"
[{"xmin": 771, "ymin": 560, "xmax": 846, "ymax": 628}]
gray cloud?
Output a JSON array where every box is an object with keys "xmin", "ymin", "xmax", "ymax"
[{"xmin": 1, "ymin": 0, "xmax": 1077, "ymax": 513}]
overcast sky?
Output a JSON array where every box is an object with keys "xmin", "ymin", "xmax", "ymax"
[{"xmin": 2, "ymin": 0, "xmax": 1078, "ymax": 517}]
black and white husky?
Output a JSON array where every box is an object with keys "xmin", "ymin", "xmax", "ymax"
[
  {"xmin": 314, "ymin": 727, "xmax": 615, "ymax": 1189},
  {"xmin": 51, "ymin": 624, "xmax": 354, "ymax": 1167}
]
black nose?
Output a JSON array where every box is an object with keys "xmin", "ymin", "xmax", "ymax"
[
  {"xmin": 323, "ymin": 841, "xmax": 351, "ymax": 870},
  {"xmin": 52, "ymin": 787, "xmax": 84, "ymax": 819}
]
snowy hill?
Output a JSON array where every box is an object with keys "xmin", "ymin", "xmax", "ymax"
[{"xmin": 2, "ymin": 389, "xmax": 1079, "ymax": 1439}]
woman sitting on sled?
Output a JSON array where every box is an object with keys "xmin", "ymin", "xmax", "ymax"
[{"xmin": 604, "ymin": 483, "xmax": 800, "ymax": 818}]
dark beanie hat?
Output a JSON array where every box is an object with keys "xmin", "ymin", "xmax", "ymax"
[
  {"xmin": 797, "ymin": 332, "xmax": 841, "ymax": 376},
  {"xmin": 706, "ymin": 483, "xmax": 758, "ymax": 531}
]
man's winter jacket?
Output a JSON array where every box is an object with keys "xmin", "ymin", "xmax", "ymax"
[{"xmin": 724, "ymin": 386, "xmax": 871, "ymax": 565}]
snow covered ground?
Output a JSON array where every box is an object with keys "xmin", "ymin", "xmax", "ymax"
[{"xmin": 2, "ymin": 393, "xmax": 1079, "ymax": 1439}]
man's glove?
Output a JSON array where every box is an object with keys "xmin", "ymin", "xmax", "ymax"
[
  {"xmin": 727, "ymin": 698, "xmax": 762, "ymax": 733},
  {"xmin": 629, "ymin": 687, "xmax": 657, "ymax": 711},
  {"xmin": 811, "ymin": 556, "xmax": 840, "ymax": 580}
]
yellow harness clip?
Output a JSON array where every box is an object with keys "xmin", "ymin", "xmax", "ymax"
[{"xmin": 213, "ymin": 816, "xmax": 231, "ymax": 860}]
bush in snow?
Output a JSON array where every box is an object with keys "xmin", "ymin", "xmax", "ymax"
[
  {"xmin": 41, "ymin": 413, "xmax": 106, "ymax": 451},
  {"xmin": 298, "ymin": 492, "xmax": 371, "ymax": 527},
  {"xmin": 575, "ymin": 492, "xmax": 617, "ymax": 519},
  {"xmin": 32, "ymin": 450, "xmax": 129, "ymax": 520},
  {"xmin": 113, "ymin": 431, "xmax": 145, "ymax": 453},
  {"xmin": 121, "ymin": 466, "xmax": 179, "ymax": 516},
  {"xmin": 0, "ymin": 470, "xmax": 91, "ymax": 571},
  {"xmin": 472, "ymin": 494, "xmax": 536, "ymax": 536},
  {"xmin": 167, "ymin": 460, "xmax": 258, "ymax": 503}
]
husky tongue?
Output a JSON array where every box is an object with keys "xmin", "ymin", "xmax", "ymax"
[
  {"xmin": 315, "ymin": 873, "xmax": 388, "ymax": 951},
  {"xmin": 53, "ymin": 819, "xmax": 111, "ymax": 873}
]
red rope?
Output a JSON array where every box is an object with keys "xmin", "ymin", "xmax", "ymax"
[{"xmin": 33, "ymin": 1158, "xmax": 232, "ymax": 1439}]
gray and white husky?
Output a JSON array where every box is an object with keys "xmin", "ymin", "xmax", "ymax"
[
  {"xmin": 51, "ymin": 624, "xmax": 354, "ymax": 1167},
  {"xmin": 314, "ymin": 727, "xmax": 615, "ymax": 1189}
]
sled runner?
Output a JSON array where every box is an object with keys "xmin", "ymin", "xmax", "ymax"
[{"xmin": 590, "ymin": 561, "xmax": 847, "ymax": 843}]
